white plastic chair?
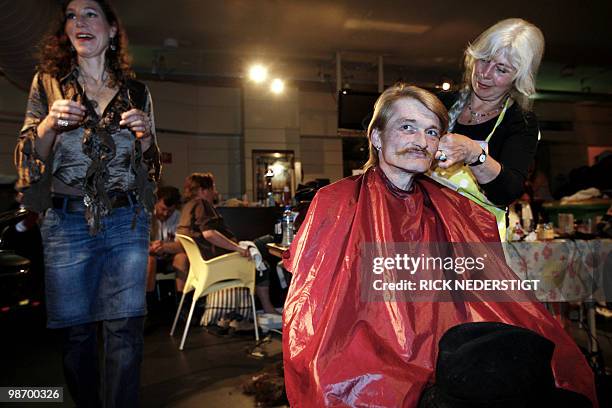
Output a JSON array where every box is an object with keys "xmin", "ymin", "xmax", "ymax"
[{"xmin": 170, "ymin": 234, "xmax": 259, "ymax": 350}]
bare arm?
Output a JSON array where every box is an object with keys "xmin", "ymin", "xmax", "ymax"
[
  {"xmin": 202, "ymin": 229, "xmax": 249, "ymax": 257},
  {"xmin": 150, "ymin": 240, "xmax": 184, "ymax": 255},
  {"xmin": 34, "ymin": 119, "xmax": 58, "ymax": 160},
  {"xmin": 34, "ymin": 99, "xmax": 86, "ymax": 160}
]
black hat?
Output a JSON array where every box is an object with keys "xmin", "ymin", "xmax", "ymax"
[{"xmin": 418, "ymin": 322, "xmax": 592, "ymax": 408}]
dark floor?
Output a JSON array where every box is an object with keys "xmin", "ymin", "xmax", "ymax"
[
  {"xmin": 0, "ymin": 307, "xmax": 283, "ymax": 408},
  {"xmin": 1, "ymin": 305, "xmax": 611, "ymax": 408},
  {"xmin": 140, "ymin": 312, "xmax": 283, "ymax": 408}
]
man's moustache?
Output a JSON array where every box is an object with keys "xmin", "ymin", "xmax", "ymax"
[{"xmin": 395, "ymin": 147, "xmax": 431, "ymax": 157}]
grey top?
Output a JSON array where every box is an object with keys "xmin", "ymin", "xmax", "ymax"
[{"xmin": 51, "ymin": 117, "xmax": 139, "ymax": 192}]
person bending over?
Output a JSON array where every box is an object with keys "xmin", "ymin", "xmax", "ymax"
[{"xmin": 146, "ymin": 186, "xmax": 188, "ymax": 310}]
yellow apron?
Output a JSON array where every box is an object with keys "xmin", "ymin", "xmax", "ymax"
[{"xmin": 428, "ymin": 99, "xmax": 510, "ymax": 241}]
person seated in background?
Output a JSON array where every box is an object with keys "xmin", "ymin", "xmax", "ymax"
[
  {"xmin": 146, "ymin": 186, "xmax": 186, "ymax": 311},
  {"xmin": 555, "ymin": 152, "xmax": 612, "ymax": 199},
  {"xmin": 176, "ymin": 172, "xmax": 279, "ymax": 315},
  {"xmin": 282, "ymin": 83, "xmax": 596, "ymax": 407}
]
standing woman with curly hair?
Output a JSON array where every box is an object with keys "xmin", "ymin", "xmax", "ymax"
[{"xmin": 14, "ymin": 0, "xmax": 160, "ymax": 405}]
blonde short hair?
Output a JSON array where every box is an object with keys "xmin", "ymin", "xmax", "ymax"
[{"xmin": 363, "ymin": 83, "xmax": 449, "ymax": 171}]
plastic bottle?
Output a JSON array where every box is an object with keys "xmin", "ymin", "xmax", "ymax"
[
  {"xmin": 281, "ymin": 206, "xmax": 294, "ymax": 246},
  {"xmin": 521, "ymin": 202, "xmax": 533, "ymax": 232},
  {"xmin": 274, "ymin": 215, "xmax": 282, "ymax": 242}
]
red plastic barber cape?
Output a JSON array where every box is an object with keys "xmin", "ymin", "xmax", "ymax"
[{"xmin": 282, "ymin": 167, "xmax": 596, "ymax": 407}]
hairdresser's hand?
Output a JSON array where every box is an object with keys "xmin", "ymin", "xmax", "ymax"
[{"xmin": 435, "ymin": 133, "xmax": 481, "ymax": 168}]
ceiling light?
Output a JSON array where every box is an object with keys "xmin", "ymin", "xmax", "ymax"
[
  {"xmin": 441, "ymin": 81, "xmax": 451, "ymax": 91},
  {"xmin": 249, "ymin": 64, "xmax": 268, "ymax": 83},
  {"xmin": 270, "ymin": 78, "xmax": 284, "ymax": 94}
]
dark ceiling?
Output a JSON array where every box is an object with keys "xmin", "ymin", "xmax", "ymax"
[{"xmin": 1, "ymin": 0, "xmax": 611, "ymax": 94}]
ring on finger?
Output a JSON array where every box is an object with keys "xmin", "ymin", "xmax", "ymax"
[
  {"xmin": 438, "ymin": 151, "xmax": 448, "ymax": 162},
  {"xmin": 57, "ymin": 118, "xmax": 69, "ymax": 127}
]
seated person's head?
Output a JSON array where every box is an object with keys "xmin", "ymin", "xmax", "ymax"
[
  {"xmin": 155, "ymin": 186, "xmax": 181, "ymax": 221},
  {"xmin": 184, "ymin": 172, "xmax": 217, "ymax": 203},
  {"xmin": 364, "ymin": 83, "xmax": 449, "ymax": 177}
]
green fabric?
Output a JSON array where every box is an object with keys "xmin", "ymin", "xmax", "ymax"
[{"xmin": 429, "ymin": 166, "xmax": 508, "ymax": 240}]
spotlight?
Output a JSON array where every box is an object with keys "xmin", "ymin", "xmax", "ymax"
[
  {"xmin": 270, "ymin": 78, "xmax": 284, "ymax": 94},
  {"xmin": 249, "ymin": 64, "xmax": 268, "ymax": 83}
]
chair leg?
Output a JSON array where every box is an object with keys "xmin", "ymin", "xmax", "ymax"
[
  {"xmin": 179, "ymin": 297, "xmax": 198, "ymax": 351},
  {"xmin": 170, "ymin": 290, "xmax": 187, "ymax": 336},
  {"xmin": 250, "ymin": 292, "xmax": 260, "ymax": 342}
]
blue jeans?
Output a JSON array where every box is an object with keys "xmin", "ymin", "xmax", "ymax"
[
  {"xmin": 63, "ymin": 317, "xmax": 144, "ymax": 408},
  {"xmin": 41, "ymin": 205, "xmax": 150, "ymax": 327},
  {"xmin": 40, "ymin": 204, "xmax": 150, "ymax": 407}
]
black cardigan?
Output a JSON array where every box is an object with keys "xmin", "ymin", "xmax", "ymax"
[{"xmin": 447, "ymin": 99, "xmax": 539, "ymax": 207}]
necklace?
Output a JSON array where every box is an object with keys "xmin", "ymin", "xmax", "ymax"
[
  {"xmin": 466, "ymin": 101, "xmax": 504, "ymax": 124},
  {"xmin": 79, "ymin": 71, "xmax": 108, "ymax": 110}
]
